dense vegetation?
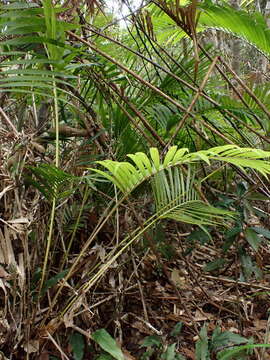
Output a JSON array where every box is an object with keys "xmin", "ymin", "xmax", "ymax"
[{"xmin": 1, "ymin": 0, "xmax": 270, "ymax": 358}]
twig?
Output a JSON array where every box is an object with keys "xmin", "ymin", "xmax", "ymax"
[
  {"xmin": 77, "ymin": 284, "xmax": 138, "ymax": 310},
  {"xmin": 164, "ymin": 56, "xmax": 219, "ymax": 152},
  {"xmin": 0, "ymin": 106, "xmax": 18, "ymax": 135},
  {"xmin": 204, "ymin": 275, "xmax": 270, "ymax": 291},
  {"xmin": 131, "ymin": 251, "xmax": 149, "ymax": 322},
  {"xmin": 71, "ymin": 324, "xmax": 92, "ymax": 339},
  {"xmin": 127, "ymin": 313, "xmax": 162, "ymax": 335},
  {"xmin": 46, "ymin": 331, "xmax": 69, "ymax": 360}
]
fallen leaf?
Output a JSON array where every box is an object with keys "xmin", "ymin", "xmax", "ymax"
[
  {"xmin": 131, "ymin": 321, "xmax": 152, "ymax": 335},
  {"xmin": 171, "ymin": 269, "xmax": 186, "ymax": 288},
  {"xmin": 182, "ymin": 347, "xmax": 195, "ymax": 359},
  {"xmin": 194, "ymin": 309, "xmax": 214, "ymax": 321},
  {"xmin": 254, "ymin": 319, "xmax": 268, "ymax": 330},
  {"xmin": 22, "ymin": 339, "xmax": 39, "ymax": 354},
  {"xmin": 8, "ymin": 218, "xmax": 29, "ymax": 224},
  {"xmin": 123, "ymin": 348, "xmax": 137, "ymax": 360}
]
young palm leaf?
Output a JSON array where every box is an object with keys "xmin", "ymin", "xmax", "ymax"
[
  {"xmin": 152, "ymin": 166, "xmax": 230, "ymax": 225},
  {"xmin": 91, "ymin": 145, "xmax": 270, "ymax": 226},
  {"xmin": 92, "ymin": 145, "xmax": 270, "ymax": 192}
]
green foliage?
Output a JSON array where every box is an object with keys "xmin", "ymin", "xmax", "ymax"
[
  {"xmin": 196, "ymin": 325, "xmax": 209, "ymax": 360},
  {"xmin": 244, "ymin": 228, "xmax": 262, "ymax": 251},
  {"xmin": 217, "ymin": 344, "xmax": 270, "ymax": 360},
  {"xmin": 91, "ymin": 325, "xmax": 267, "ymax": 360},
  {"xmin": 92, "ymin": 329, "xmax": 124, "ymax": 360},
  {"xmin": 91, "ymin": 145, "xmax": 270, "ymax": 228},
  {"xmin": 41, "ymin": 269, "xmax": 68, "ymax": 296},
  {"xmin": 93, "ymin": 145, "xmax": 270, "ymax": 194},
  {"xmin": 195, "ymin": 325, "xmax": 254, "ymax": 360},
  {"xmin": 26, "ymin": 164, "xmax": 78, "ymax": 201},
  {"xmin": 140, "ymin": 335, "xmax": 183, "ymax": 360},
  {"xmin": 170, "ymin": 322, "xmax": 183, "ymax": 337},
  {"xmin": 0, "ymin": 0, "xmax": 80, "ymax": 103},
  {"xmin": 2, "ymin": 0, "xmax": 270, "ymax": 357},
  {"xmin": 161, "ymin": 343, "xmax": 184, "ymax": 360},
  {"xmin": 203, "ymin": 258, "xmax": 227, "ymax": 272},
  {"xmin": 69, "ymin": 332, "xmax": 85, "ymax": 360},
  {"xmin": 200, "ymin": 1, "xmax": 270, "ymax": 57},
  {"xmin": 141, "ymin": 335, "xmax": 163, "ymax": 348}
]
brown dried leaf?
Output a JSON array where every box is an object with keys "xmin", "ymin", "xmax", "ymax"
[
  {"xmin": 171, "ymin": 268, "xmax": 186, "ymax": 288},
  {"xmin": 31, "ymin": 141, "xmax": 46, "ymax": 154},
  {"xmin": 194, "ymin": 309, "xmax": 214, "ymax": 321},
  {"xmin": 123, "ymin": 348, "xmax": 137, "ymax": 360},
  {"xmin": 63, "ymin": 311, "xmax": 74, "ymax": 329},
  {"xmin": 2, "ymin": 226, "xmax": 15, "ymax": 264},
  {"xmin": 254, "ymin": 319, "xmax": 268, "ymax": 331},
  {"xmin": 0, "ymin": 185, "xmax": 13, "ymax": 200},
  {"xmin": 109, "ymin": 273, "xmax": 116, "ymax": 288},
  {"xmin": 182, "ymin": 347, "xmax": 195, "ymax": 359},
  {"xmin": 39, "ymin": 318, "xmax": 59, "ymax": 338},
  {"xmin": 8, "ymin": 218, "xmax": 29, "ymax": 224},
  {"xmin": 17, "ymin": 253, "xmax": 25, "ymax": 290},
  {"xmin": 0, "ymin": 279, "xmax": 7, "ymax": 296},
  {"xmin": 22, "ymin": 339, "xmax": 39, "ymax": 354}
]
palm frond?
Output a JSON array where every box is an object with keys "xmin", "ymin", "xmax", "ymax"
[
  {"xmin": 0, "ymin": 2, "xmax": 80, "ymax": 98},
  {"xmin": 199, "ymin": 2, "xmax": 270, "ymax": 57},
  {"xmin": 26, "ymin": 164, "xmax": 77, "ymax": 201},
  {"xmin": 92, "ymin": 145, "xmax": 270, "ymax": 194},
  {"xmin": 90, "ymin": 145, "xmax": 270, "ymax": 226},
  {"xmin": 151, "ymin": 166, "xmax": 230, "ymax": 225}
]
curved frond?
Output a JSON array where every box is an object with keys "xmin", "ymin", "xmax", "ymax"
[
  {"xmin": 200, "ymin": 2, "xmax": 270, "ymax": 57},
  {"xmin": 92, "ymin": 145, "xmax": 270, "ymax": 195},
  {"xmin": 161, "ymin": 200, "xmax": 232, "ymax": 225},
  {"xmin": 90, "ymin": 145, "xmax": 270, "ymax": 225}
]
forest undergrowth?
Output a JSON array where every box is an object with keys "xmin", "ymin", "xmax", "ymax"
[{"xmin": 1, "ymin": 0, "xmax": 270, "ymax": 359}]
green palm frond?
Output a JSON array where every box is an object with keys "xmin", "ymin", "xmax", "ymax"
[
  {"xmin": 92, "ymin": 145, "xmax": 270, "ymax": 194},
  {"xmin": 90, "ymin": 145, "xmax": 270, "ymax": 226},
  {"xmin": 26, "ymin": 164, "xmax": 77, "ymax": 201},
  {"xmin": 0, "ymin": 1, "xmax": 80, "ymax": 99},
  {"xmin": 152, "ymin": 166, "xmax": 231, "ymax": 225},
  {"xmin": 152, "ymin": 166, "xmax": 196, "ymax": 211},
  {"xmin": 199, "ymin": 2, "xmax": 270, "ymax": 57},
  {"xmin": 160, "ymin": 200, "xmax": 232, "ymax": 225},
  {"xmin": 241, "ymin": 83, "xmax": 270, "ymax": 114},
  {"xmin": 146, "ymin": 1, "xmax": 270, "ymax": 57}
]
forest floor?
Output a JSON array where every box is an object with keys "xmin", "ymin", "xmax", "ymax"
[
  {"xmin": 82, "ymin": 234, "xmax": 270, "ymax": 359},
  {"xmin": 1, "ymin": 141, "xmax": 270, "ymax": 359}
]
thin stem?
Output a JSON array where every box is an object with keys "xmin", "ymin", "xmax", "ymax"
[
  {"xmin": 38, "ymin": 79, "xmax": 59, "ymax": 298},
  {"xmin": 164, "ymin": 56, "xmax": 219, "ymax": 151}
]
